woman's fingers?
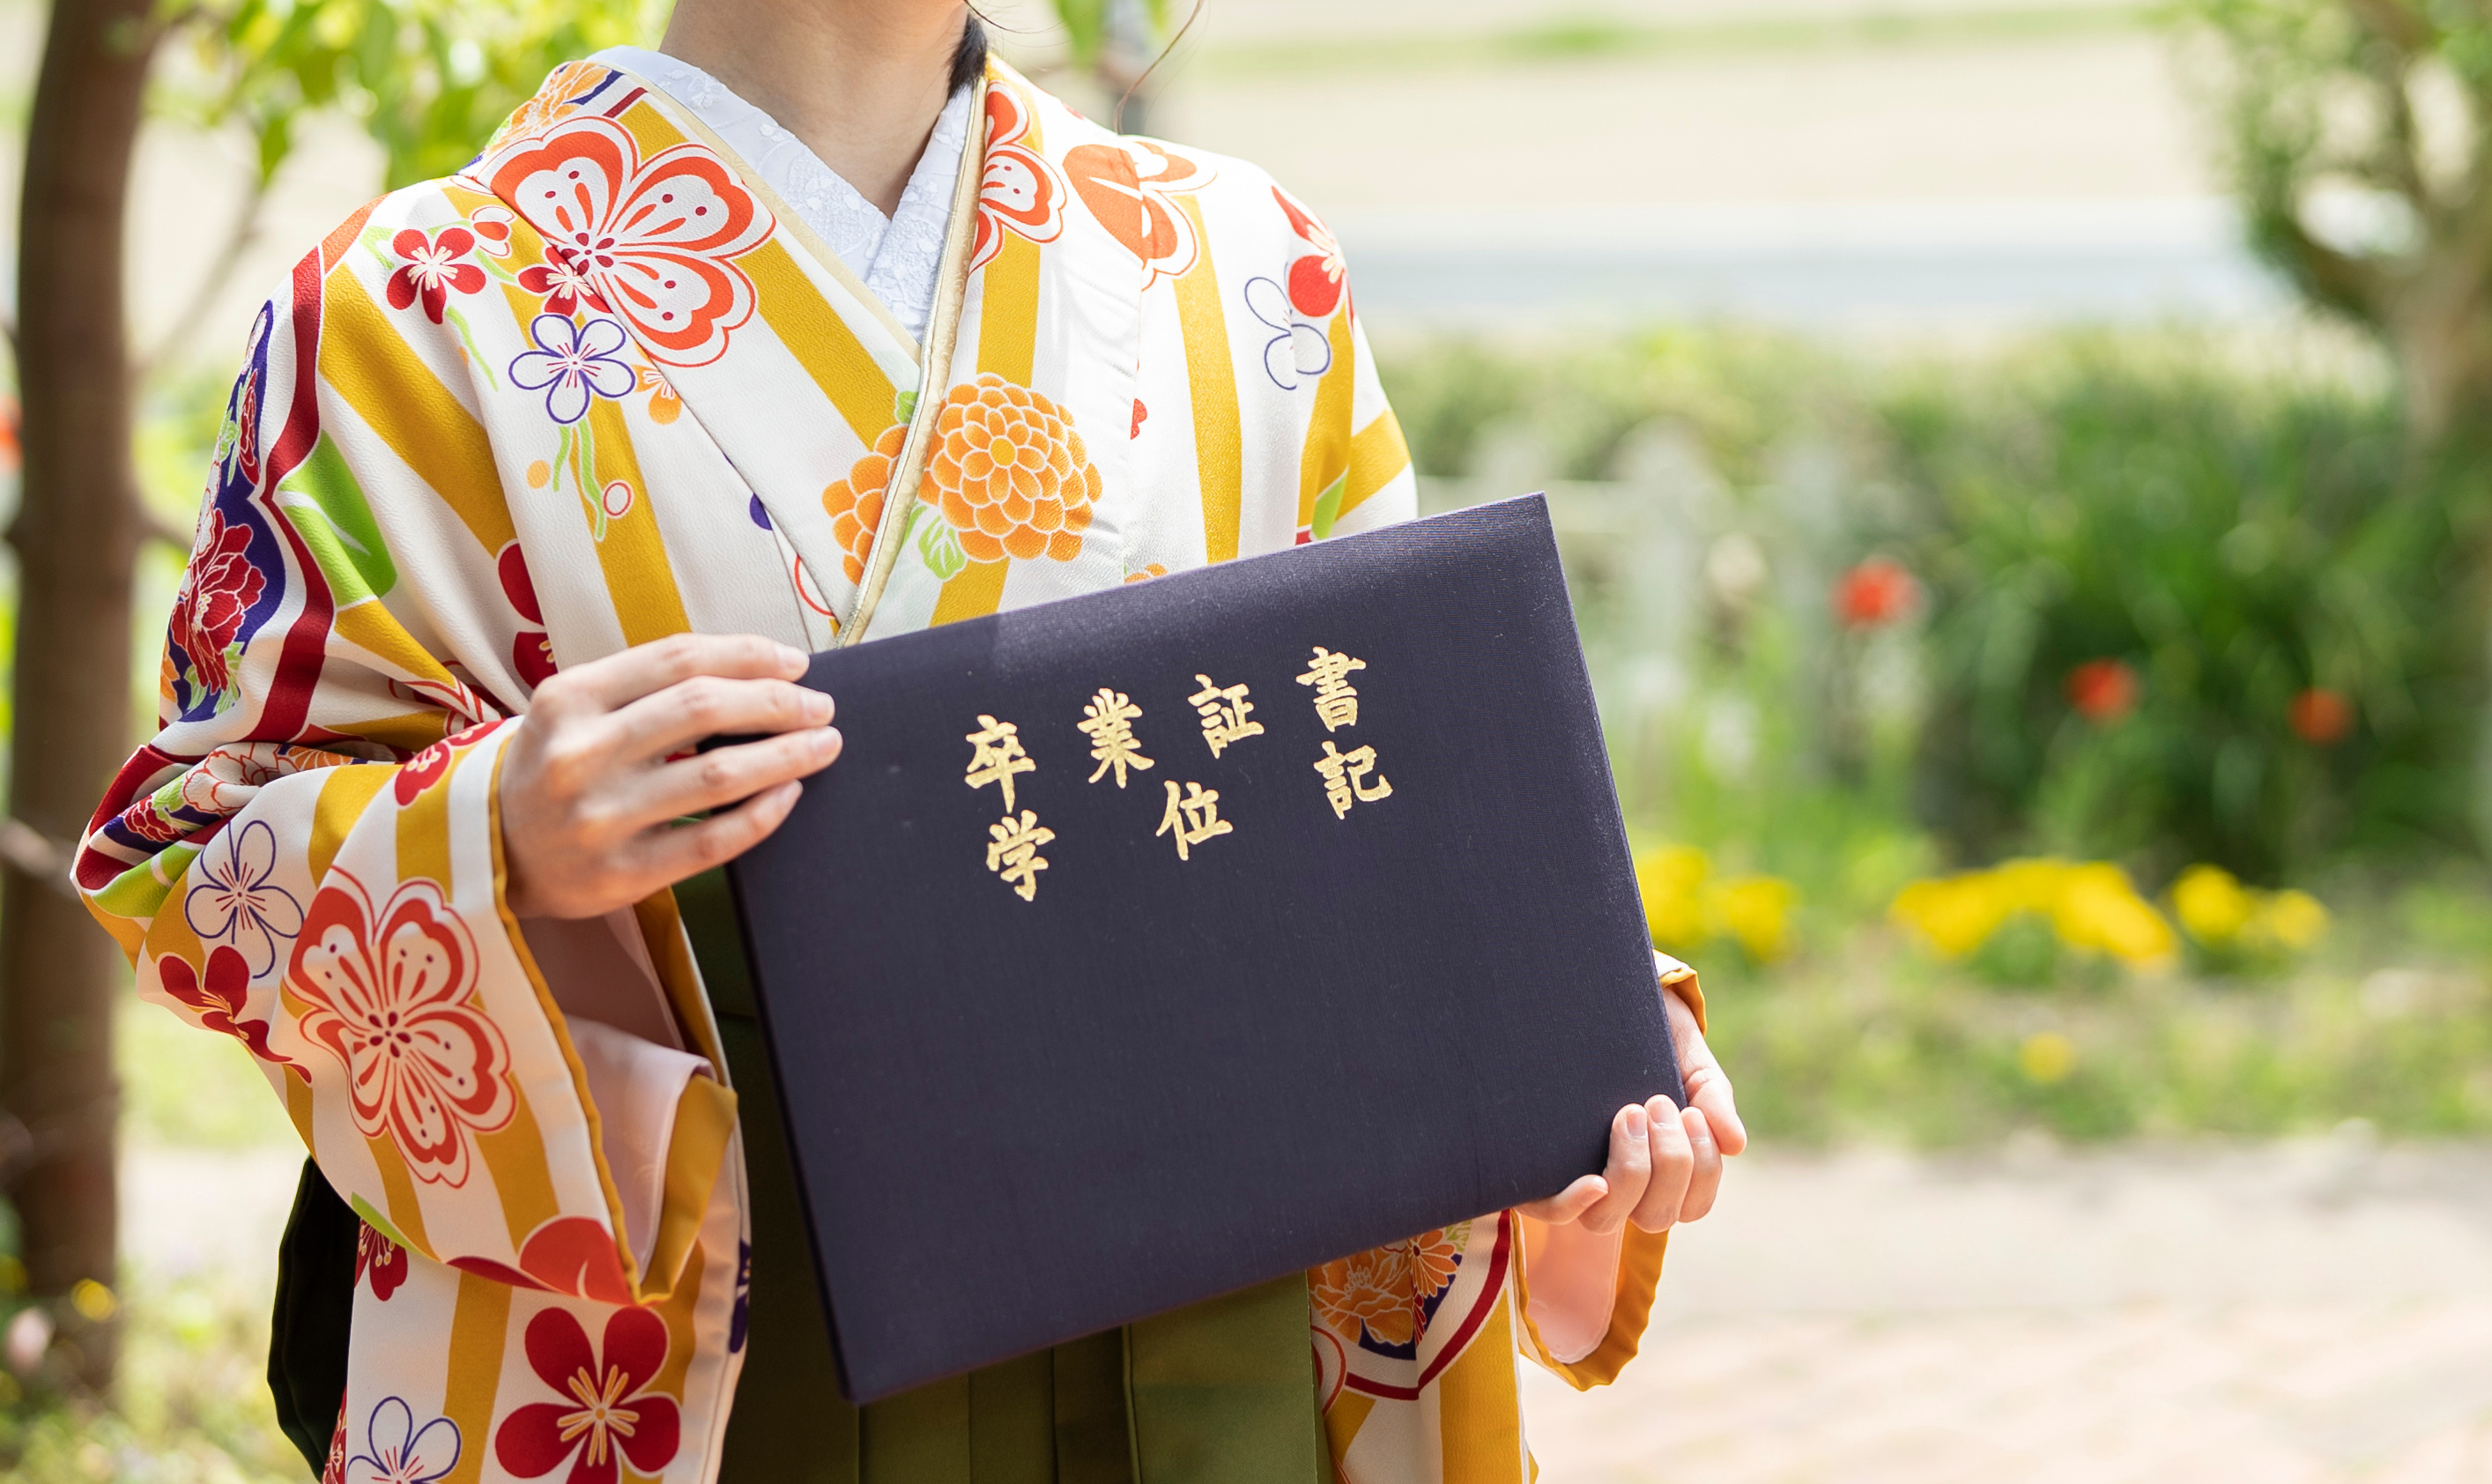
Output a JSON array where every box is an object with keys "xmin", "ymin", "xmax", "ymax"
[
  {"xmin": 1517, "ymin": 1174, "xmax": 1607, "ymax": 1226},
  {"xmin": 1575, "ymin": 1104, "xmax": 1654, "ymax": 1236},
  {"xmin": 1665, "ymin": 984, "xmax": 1748, "ymax": 1155},
  {"xmin": 625, "ymin": 778, "xmax": 808, "ymax": 892},
  {"xmin": 1672, "ymin": 1104, "xmax": 1722, "ymax": 1225},
  {"xmin": 1627, "ymin": 1098, "xmax": 1696, "ymax": 1233},
  {"xmin": 553, "ymin": 632, "xmax": 809, "ymax": 712},
  {"xmin": 605, "ymin": 674, "xmax": 834, "ymax": 762},
  {"xmin": 633, "ymin": 724, "xmax": 843, "ymax": 824}
]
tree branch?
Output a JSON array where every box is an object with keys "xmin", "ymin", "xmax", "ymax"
[{"xmin": 2257, "ymin": 199, "xmax": 2399, "ymax": 323}]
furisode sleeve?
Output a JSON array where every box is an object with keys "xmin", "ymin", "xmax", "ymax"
[{"xmin": 74, "ymin": 202, "xmax": 731, "ymax": 1309}]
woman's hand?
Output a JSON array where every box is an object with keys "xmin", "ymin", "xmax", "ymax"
[
  {"xmin": 1517, "ymin": 982, "xmax": 1746, "ymax": 1235},
  {"xmin": 499, "ymin": 633, "xmax": 842, "ymax": 920}
]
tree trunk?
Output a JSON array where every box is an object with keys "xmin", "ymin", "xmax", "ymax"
[{"xmin": 2, "ymin": 0, "xmax": 158, "ymax": 1391}]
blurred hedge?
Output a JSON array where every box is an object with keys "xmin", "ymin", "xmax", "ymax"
[{"xmin": 1377, "ymin": 329, "xmax": 2491, "ymax": 886}]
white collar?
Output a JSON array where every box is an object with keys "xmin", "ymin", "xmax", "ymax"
[{"xmin": 592, "ymin": 44, "xmax": 973, "ymax": 340}]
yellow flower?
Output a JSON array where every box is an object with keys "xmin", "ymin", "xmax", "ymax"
[
  {"xmin": 1894, "ymin": 857, "xmax": 2174, "ymax": 968},
  {"xmin": 2019, "ymin": 1031, "xmax": 2076, "ymax": 1084},
  {"xmin": 2249, "ymin": 889, "xmax": 2329, "ymax": 952},
  {"xmin": 2172, "ymin": 864, "xmax": 2255, "ymax": 946},
  {"xmin": 1635, "ymin": 844, "xmax": 1711, "ymax": 950},
  {"xmin": 1710, "ymin": 875, "xmax": 1797, "ymax": 962},
  {"xmin": 2053, "ymin": 862, "xmax": 2177, "ymax": 968},
  {"xmin": 1891, "ymin": 872, "xmax": 2014, "ymax": 958}
]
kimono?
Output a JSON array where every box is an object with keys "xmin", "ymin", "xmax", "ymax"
[{"xmin": 76, "ymin": 55, "xmax": 1681, "ymax": 1483}]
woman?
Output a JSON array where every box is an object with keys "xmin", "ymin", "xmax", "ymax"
[{"xmin": 77, "ymin": 2, "xmax": 1744, "ymax": 1479}]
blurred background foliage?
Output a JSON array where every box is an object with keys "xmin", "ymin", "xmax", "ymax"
[
  {"xmin": 19, "ymin": 0, "xmax": 2492, "ymax": 1472},
  {"xmin": 1383, "ymin": 322, "xmax": 2492, "ymax": 1146}
]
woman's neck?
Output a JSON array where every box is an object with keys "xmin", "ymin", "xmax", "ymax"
[{"xmin": 658, "ymin": 0, "xmax": 968, "ymax": 218}]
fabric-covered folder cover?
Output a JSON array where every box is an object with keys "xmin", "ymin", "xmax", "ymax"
[{"xmin": 725, "ymin": 493, "xmax": 1683, "ymax": 1403}]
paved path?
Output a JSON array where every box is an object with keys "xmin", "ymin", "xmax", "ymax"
[
  {"xmin": 126, "ymin": 1137, "xmax": 2492, "ymax": 1480},
  {"xmin": 1523, "ymin": 1139, "xmax": 2492, "ymax": 1481}
]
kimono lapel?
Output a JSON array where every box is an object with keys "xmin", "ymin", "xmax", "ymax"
[
  {"xmin": 854, "ymin": 63, "xmax": 1141, "ymax": 640},
  {"xmin": 477, "ymin": 63, "xmax": 944, "ymax": 642},
  {"xmin": 475, "ymin": 57, "xmax": 1146, "ymax": 656}
]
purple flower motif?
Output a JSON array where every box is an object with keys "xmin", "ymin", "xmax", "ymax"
[
  {"xmin": 509, "ymin": 314, "xmax": 636, "ymax": 425},
  {"xmin": 747, "ymin": 495, "xmax": 772, "ymax": 531},
  {"xmin": 346, "ymin": 1396, "xmax": 460, "ymax": 1484},
  {"xmin": 1242, "ymin": 276, "xmax": 1331, "ymax": 392},
  {"xmin": 183, "ymin": 818, "xmax": 303, "ymax": 978}
]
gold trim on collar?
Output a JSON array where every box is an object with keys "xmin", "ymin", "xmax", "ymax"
[{"xmin": 837, "ymin": 71, "xmax": 990, "ymax": 647}]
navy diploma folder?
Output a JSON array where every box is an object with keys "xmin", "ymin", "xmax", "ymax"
[{"xmin": 723, "ymin": 494, "xmax": 1683, "ymax": 1403}]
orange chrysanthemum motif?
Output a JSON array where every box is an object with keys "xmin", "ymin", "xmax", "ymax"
[
  {"xmin": 1310, "ymin": 1227, "xmax": 1466, "ymax": 1348},
  {"xmin": 1314, "ymin": 1246, "xmax": 1415, "ymax": 1347},
  {"xmin": 822, "ymin": 423, "xmax": 909, "ymax": 583},
  {"xmin": 926, "ymin": 374, "xmax": 1099, "ymax": 564}
]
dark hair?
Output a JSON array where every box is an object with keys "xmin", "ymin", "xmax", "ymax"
[{"xmin": 950, "ymin": 12, "xmax": 990, "ymax": 94}]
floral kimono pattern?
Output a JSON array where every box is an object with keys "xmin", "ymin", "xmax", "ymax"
[{"xmin": 78, "ymin": 56, "xmax": 1669, "ymax": 1482}]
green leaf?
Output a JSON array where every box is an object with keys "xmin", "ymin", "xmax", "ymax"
[{"xmin": 919, "ymin": 517, "xmax": 968, "ymax": 582}]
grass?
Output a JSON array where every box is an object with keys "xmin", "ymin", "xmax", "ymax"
[
  {"xmin": 0, "ymin": 1266, "xmax": 300, "ymax": 1484},
  {"xmin": 1704, "ymin": 867, "xmax": 2492, "ymax": 1146}
]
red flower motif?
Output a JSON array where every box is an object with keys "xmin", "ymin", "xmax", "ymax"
[
  {"xmin": 448, "ymin": 1215, "xmax": 632, "ymax": 1305},
  {"xmin": 287, "ymin": 872, "xmax": 512, "ymax": 1187},
  {"xmin": 393, "ymin": 745, "xmax": 455, "ymax": 808},
  {"xmin": 1835, "ymin": 558, "xmax": 1918, "ymax": 629},
  {"xmin": 493, "ymin": 1307, "xmax": 681, "ymax": 1484},
  {"xmin": 484, "ymin": 115, "xmax": 771, "ymax": 367},
  {"xmin": 321, "ymin": 1406, "xmax": 349, "ymax": 1484},
  {"xmin": 357, "ymin": 1221, "xmax": 409, "ymax": 1301},
  {"xmin": 469, "ymin": 204, "xmax": 516, "ymax": 259},
  {"xmin": 2066, "ymin": 659, "xmax": 2139, "ymax": 724},
  {"xmin": 514, "ymin": 632, "xmax": 558, "ymax": 689},
  {"xmin": 968, "ymin": 81, "xmax": 1067, "ymax": 274},
  {"xmin": 1131, "ymin": 399, "xmax": 1147, "ymax": 438},
  {"xmin": 1066, "ymin": 140, "xmax": 1212, "ymax": 290},
  {"xmin": 116, "ymin": 796, "xmax": 185, "ymax": 844},
  {"xmin": 515, "ymin": 246, "xmax": 610, "ymax": 318},
  {"xmin": 2290, "ymin": 686, "xmax": 2354, "ymax": 745},
  {"xmin": 391, "ymin": 721, "xmax": 503, "ymax": 807},
  {"xmin": 1273, "ymin": 184, "xmax": 1345, "ymax": 320},
  {"xmin": 170, "ymin": 508, "xmax": 267, "ymax": 701},
  {"xmin": 158, "ymin": 943, "xmax": 289, "ymax": 1067},
  {"xmin": 386, "ymin": 228, "xmax": 488, "ymax": 325}
]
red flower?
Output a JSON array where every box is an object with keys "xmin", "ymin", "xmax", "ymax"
[
  {"xmin": 483, "ymin": 115, "xmax": 771, "ymax": 367},
  {"xmin": 393, "ymin": 743, "xmax": 456, "ymax": 808},
  {"xmin": 169, "ymin": 508, "xmax": 267, "ymax": 700},
  {"xmin": 386, "ymin": 228, "xmax": 487, "ymax": 325},
  {"xmin": 493, "ymin": 1307, "xmax": 680, "ymax": 1484},
  {"xmin": 158, "ymin": 943, "xmax": 288, "ymax": 1066},
  {"xmin": 513, "ymin": 631, "xmax": 558, "ymax": 688},
  {"xmin": 2289, "ymin": 686, "xmax": 2354, "ymax": 745},
  {"xmin": 1834, "ymin": 558, "xmax": 1917, "ymax": 629},
  {"xmin": 1274, "ymin": 185, "xmax": 1346, "ymax": 320},
  {"xmin": 288, "ymin": 872, "xmax": 512, "ymax": 1187},
  {"xmin": 2066, "ymin": 659, "xmax": 2139, "ymax": 723},
  {"xmin": 356, "ymin": 1222, "xmax": 409, "ymax": 1301},
  {"xmin": 391, "ymin": 721, "xmax": 502, "ymax": 807},
  {"xmin": 515, "ymin": 246, "xmax": 610, "ymax": 318},
  {"xmin": 969, "ymin": 81, "xmax": 1067, "ymax": 274}
]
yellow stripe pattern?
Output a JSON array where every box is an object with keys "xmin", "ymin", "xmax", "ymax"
[{"xmin": 1175, "ymin": 196, "xmax": 1243, "ymax": 562}]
